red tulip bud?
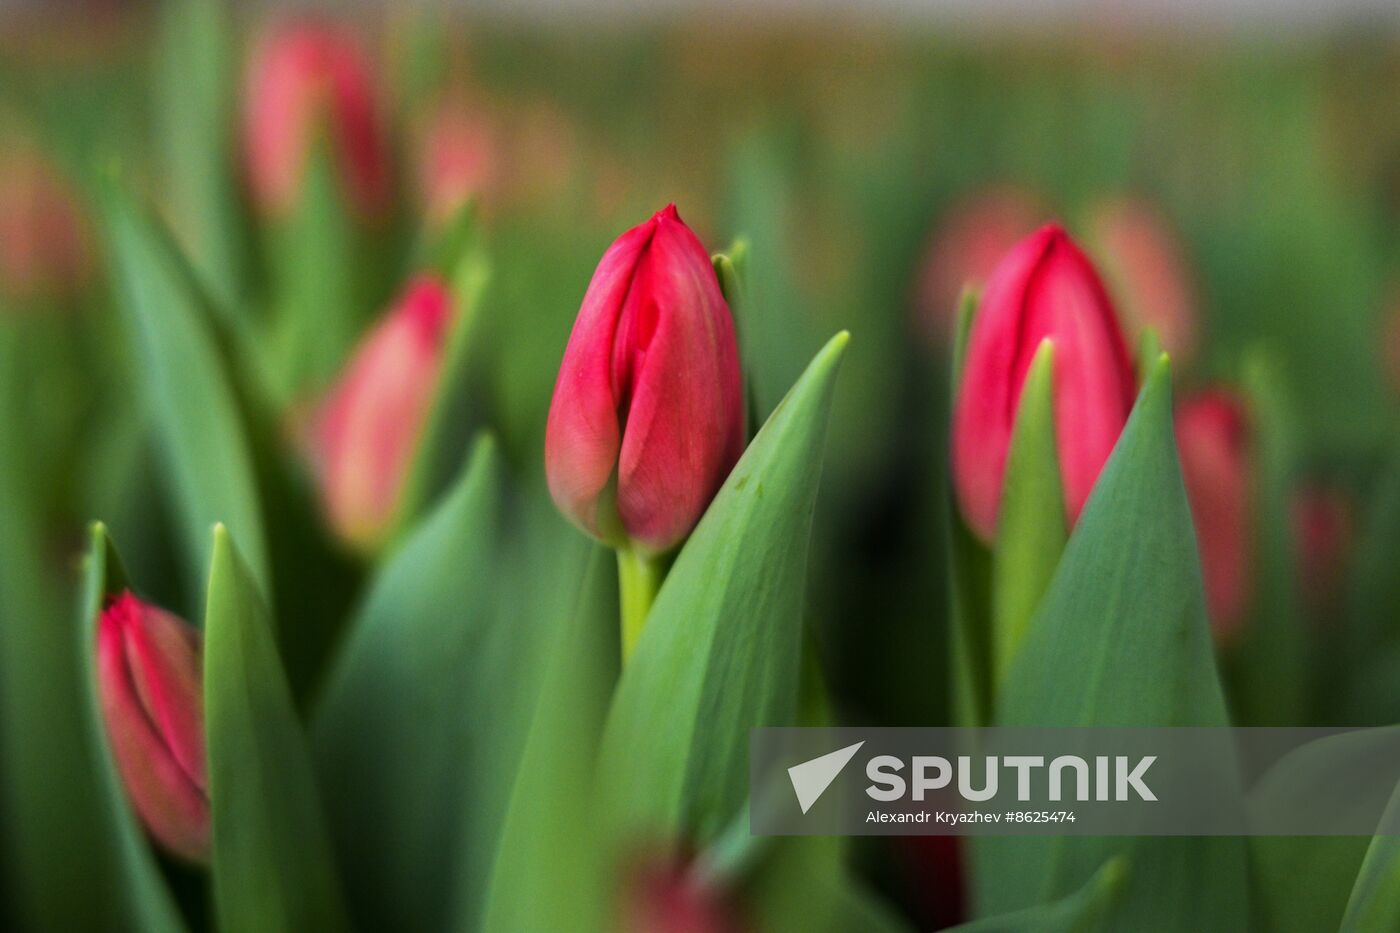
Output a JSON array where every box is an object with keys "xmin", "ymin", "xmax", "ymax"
[
  {"xmin": 914, "ymin": 187, "xmax": 1043, "ymax": 344},
  {"xmin": 545, "ymin": 205, "xmax": 745, "ymax": 555},
  {"xmin": 312, "ymin": 276, "xmax": 453, "ymax": 549},
  {"xmin": 952, "ymin": 223, "xmax": 1136, "ymax": 541},
  {"xmin": 96, "ymin": 592, "xmax": 208, "ymax": 864},
  {"xmin": 622, "ymin": 860, "xmax": 745, "ymax": 933},
  {"xmin": 1089, "ymin": 197, "xmax": 1198, "ymax": 367},
  {"xmin": 1175, "ymin": 390, "xmax": 1251, "ymax": 642},
  {"xmin": 243, "ymin": 20, "xmax": 390, "ymax": 219}
]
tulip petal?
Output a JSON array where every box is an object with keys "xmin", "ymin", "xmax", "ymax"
[
  {"xmin": 97, "ymin": 594, "xmax": 210, "ymax": 864},
  {"xmin": 544, "ymin": 216, "xmax": 654, "ymax": 542},
  {"xmin": 615, "ymin": 210, "xmax": 745, "ymax": 553}
]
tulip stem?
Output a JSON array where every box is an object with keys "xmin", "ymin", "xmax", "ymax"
[{"xmin": 617, "ymin": 549, "xmax": 665, "ymax": 663}]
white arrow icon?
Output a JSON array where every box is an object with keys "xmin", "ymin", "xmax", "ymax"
[{"xmin": 787, "ymin": 741, "xmax": 865, "ymax": 814}]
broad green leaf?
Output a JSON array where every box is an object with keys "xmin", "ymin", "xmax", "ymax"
[
  {"xmin": 1227, "ymin": 353, "xmax": 1306, "ymax": 725},
  {"xmin": 596, "ymin": 331, "xmax": 850, "ymax": 849},
  {"xmin": 101, "ymin": 182, "xmax": 269, "ymax": 601},
  {"xmin": 977, "ymin": 357, "xmax": 1249, "ymax": 929},
  {"xmin": 991, "ymin": 339, "xmax": 1066, "ymax": 687},
  {"xmin": 950, "ymin": 857, "xmax": 1125, "ymax": 932},
  {"xmin": 73, "ymin": 525, "xmax": 186, "ymax": 933},
  {"xmin": 1341, "ymin": 777, "xmax": 1400, "ymax": 932},
  {"xmin": 312, "ymin": 438, "xmax": 502, "ymax": 930},
  {"xmin": 1249, "ymin": 728, "xmax": 1400, "ymax": 933},
  {"xmin": 153, "ymin": 0, "xmax": 249, "ymax": 315},
  {"xmin": 745, "ymin": 835, "xmax": 910, "ymax": 933},
  {"xmin": 948, "ymin": 288, "xmax": 991, "ymax": 727},
  {"xmin": 950, "ymin": 509, "xmax": 993, "ymax": 729},
  {"xmin": 315, "ymin": 439, "xmax": 591, "ymax": 931},
  {"xmin": 0, "ymin": 329, "xmax": 135, "ymax": 930},
  {"xmin": 205, "ymin": 525, "xmax": 348, "ymax": 933},
  {"xmin": 479, "ymin": 548, "xmax": 618, "ymax": 933}
]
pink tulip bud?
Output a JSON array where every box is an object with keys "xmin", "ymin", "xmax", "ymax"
[
  {"xmin": 1175, "ymin": 390, "xmax": 1251, "ymax": 642},
  {"xmin": 243, "ymin": 19, "xmax": 390, "ymax": 219},
  {"xmin": 1089, "ymin": 197, "xmax": 1198, "ymax": 367},
  {"xmin": 312, "ymin": 276, "xmax": 453, "ymax": 549},
  {"xmin": 621, "ymin": 860, "xmax": 745, "ymax": 933},
  {"xmin": 914, "ymin": 187, "xmax": 1043, "ymax": 344},
  {"xmin": 0, "ymin": 146, "xmax": 89, "ymax": 305},
  {"xmin": 951, "ymin": 223, "xmax": 1137, "ymax": 541},
  {"xmin": 1291, "ymin": 484, "xmax": 1354, "ymax": 615},
  {"xmin": 545, "ymin": 205, "xmax": 745, "ymax": 555},
  {"xmin": 415, "ymin": 100, "xmax": 500, "ymax": 226},
  {"xmin": 96, "ymin": 592, "xmax": 208, "ymax": 864}
]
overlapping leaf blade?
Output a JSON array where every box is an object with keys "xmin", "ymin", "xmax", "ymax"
[
  {"xmin": 976, "ymin": 358, "xmax": 1250, "ymax": 929},
  {"xmin": 595, "ymin": 331, "xmax": 849, "ymax": 848},
  {"xmin": 314, "ymin": 438, "xmax": 594, "ymax": 930},
  {"xmin": 479, "ymin": 548, "xmax": 618, "ymax": 933},
  {"xmin": 101, "ymin": 183, "xmax": 269, "ymax": 601},
  {"xmin": 205, "ymin": 525, "xmax": 348, "ymax": 932}
]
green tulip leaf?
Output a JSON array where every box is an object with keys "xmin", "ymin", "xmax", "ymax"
[
  {"xmin": 746, "ymin": 835, "xmax": 911, "ymax": 933},
  {"xmin": 153, "ymin": 0, "xmax": 248, "ymax": 316},
  {"xmin": 1249, "ymin": 727, "xmax": 1400, "ymax": 933},
  {"xmin": 73, "ymin": 524, "xmax": 186, "ymax": 933},
  {"xmin": 392, "ymin": 228, "xmax": 493, "ymax": 536},
  {"xmin": 101, "ymin": 181, "xmax": 269, "ymax": 602},
  {"xmin": 1227, "ymin": 352, "xmax": 1307, "ymax": 725},
  {"xmin": 992, "ymin": 339, "xmax": 1067, "ymax": 687},
  {"xmin": 595, "ymin": 330, "xmax": 849, "ymax": 850},
  {"xmin": 952, "ymin": 286, "xmax": 980, "ymax": 384},
  {"xmin": 949, "ymin": 857, "xmax": 1126, "ymax": 932},
  {"xmin": 479, "ymin": 548, "xmax": 619, "ymax": 933},
  {"xmin": 0, "ymin": 330, "xmax": 156, "ymax": 930},
  {"xmin": 205, "ymin": 525, "xmax": 348, "ymax": 933},
  {"xmin": 1341, "ymin": 776, "xmax": 1400, "ymax": 932},
  {"xmin": 266, "ymin": 140, "xmax": 363, "ymax": 400},
  {"xmin": 976, "ymin": 356, "xmax": 1249, "ymax": 929},
  {"xmin": 314, "ymin": 437, "xmax": 593, "ymax": 930}
]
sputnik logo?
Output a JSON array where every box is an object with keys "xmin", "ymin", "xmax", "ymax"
[{"xmin": 787, "ymin": 741, "xmax": 865, "ymax": 814}]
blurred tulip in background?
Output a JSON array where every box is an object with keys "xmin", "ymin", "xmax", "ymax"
[
  {"xmin": 621, "ymin": 860, "xmax": 745, "ymax": 933},
  {"xmin": 951, "ymin": 223, "xmax": 1137, "ymax": 541},
  {"xmin": 0, "ymin": 144, "xmax": 88, "ymax": 305},
  {"xmin": 310, "ymin": 276, "xmax": 454, "ymax": 551},
  {"xmin": 1291, "ymin": 483, "xmax": 1355, "ymax": 616},
  {"xmin": 414, "ymin": 98, "xmax": 500, "ymax": 226},
  {"xmin": 242, "ymin": 19, "xmax": 391, "ymax": 220},
  {"xmin": 1175, "ymin": 389, "xmax": 1252, "ymax": 643},
  {"xmin": 1088, "ymin": 196, "xmax": 1199, "ymax": 367},
  {"xmin": 913, "ymin": 186, "xmax": 1043, "ymax": 343}
]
